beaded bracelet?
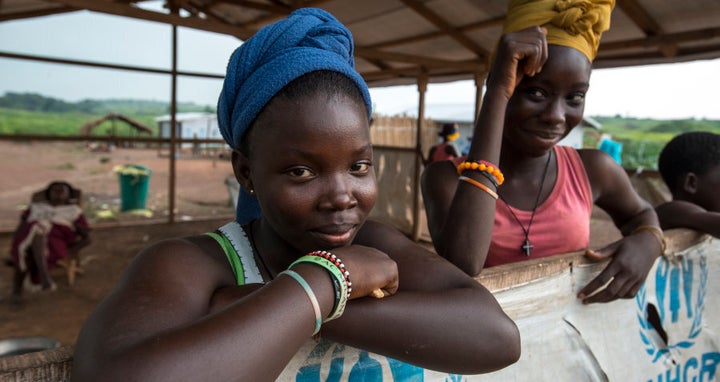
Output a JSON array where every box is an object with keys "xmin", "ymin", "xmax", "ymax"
[
  {"xmin": 476, "ymin": 170, "xmax": 499, "ymax": 189},
  {"xmin": 458, "ymin": 175, "xmax": 498, "ymax": 199},
  {"xmin": 278, "ymin": 270, "xmax": 322, "ymax": 335},
  {"xmin": 290, "ymin": 253, "xmax": 349, "ymax": 322},
  {"xmin": 307, "ymin": 250, "xmax": 352, "ymax": 295},
  {"xmin": 456, "ymin": 160, "xmax": 505, "ymax": 186},
  {"xmin": 632, "ymin": 225, "xmax": 667, "ymax": 254}
]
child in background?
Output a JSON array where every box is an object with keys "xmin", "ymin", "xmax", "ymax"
[{"xmin": 655, "ymin": 131, "xmax": 720, "ymax": 237}]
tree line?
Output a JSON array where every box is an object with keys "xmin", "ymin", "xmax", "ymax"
[{"xmin": 0, "ymin": 92, "xmax": 213, "ymax": 115}]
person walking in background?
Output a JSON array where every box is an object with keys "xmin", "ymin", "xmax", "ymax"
[
  {"xmin": 71, "ymin": 8, "xmax": 519, "ymax": 381},
  {"xmin": 422, "ymin": 0, "xmax": 665, "ymax": 304},
  {"xmin": 598, "ymin": 133, "xmax": 623, "ymax": 165},
  {"xmin": 655, "ymin": 131, "xmax": 720, "ymax": 237},
  {"xmin": 428, "ymin": 123, "xmax": 461, "ymax": 163}
]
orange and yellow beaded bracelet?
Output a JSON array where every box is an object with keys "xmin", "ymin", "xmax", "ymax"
[{"xmin": 456, "ymin": 160, "xmax": 505, "ymax": 186}]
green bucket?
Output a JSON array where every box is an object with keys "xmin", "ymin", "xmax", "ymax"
[{"xmin": 115, "ymin": 164, "xmax": 152, "ymax": 211}]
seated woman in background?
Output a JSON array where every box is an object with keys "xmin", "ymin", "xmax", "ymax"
[
  {"xmin": 71, "ymin": 8, "xmax": 520, "ymax": 381},
  {"xmin": 422, "ymin": 0, "xmax": 665, "ymax": 304},
  {"xmin": 9, "ymin": 181, "xmax": 90, "ymax": 303},
  {"xmin": 655, "ymin": 131, "xmax": 720, "ymax": 237}
]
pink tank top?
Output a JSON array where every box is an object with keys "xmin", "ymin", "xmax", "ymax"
[{"xmin": 487, "ymin": 146, "xmax": 593, "ymax": 266}]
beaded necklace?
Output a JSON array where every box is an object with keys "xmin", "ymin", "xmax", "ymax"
[{"xmin": 499, "ymin": 150, "xmax": 552, "ymax": 257}]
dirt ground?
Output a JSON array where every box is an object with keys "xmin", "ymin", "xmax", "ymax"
[
  {"xmin": 0, "ymin": 140, "xmax": 236, "ymax": 232},
  {"xmin": 0, "ymin": 140, "xmax": 236, "ymax": 348},
  {"xmin": 0, "ymin": 140, "xmax": 624, "ymax": 354}
]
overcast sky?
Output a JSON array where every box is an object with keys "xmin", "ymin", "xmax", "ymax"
[{"xmin": 1, "ymin": 9, "xmax": 719, "ymax": 121}]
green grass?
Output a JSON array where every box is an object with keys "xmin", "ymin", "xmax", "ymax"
[
  {"xmin": 0, "ymin": 108, "xmax": 160, "ymax": 136},
  {"xmin": 0, "ymin": 92, "xmax": 214, "ymax": 137},
  {"xmin": 2, "ymin": 94, "xmax": 720, "ymax": 171},
  {"xmin": 584, "ymin": 116, "xmax": 720, "ymax": 169}
]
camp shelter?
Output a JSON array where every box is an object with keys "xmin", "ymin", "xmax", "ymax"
[
  {"xmin": 2, "ymin": 0, "xmax": 719, "ymax": 227},
  {"xmin": 79, "ymin": 112, "xmax": 154, "ymax": 149},
  {"xmin": 155, "ymin": 112, "xmax": 225, "ymax": 150},
  {"xmin": 79, "ymin": 113, "xmax": 153, "ymax": 137},
  {"xmin": 0, "ymin": 3, "xmax": 719, "ymax": 379}
]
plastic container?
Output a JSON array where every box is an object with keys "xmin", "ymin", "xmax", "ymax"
[{"xmin": 115, "ymin": 164, "xmax": 152, "ymax": 211}]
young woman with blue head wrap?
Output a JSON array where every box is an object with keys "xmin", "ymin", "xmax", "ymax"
[
  {"xmin": 423, "ymin": 0, "xmax": 665, "ymax": 304},
  {"xmin": 72, "ymin": 8, "xmax": 520, "ymax": 381},
  {"xmin": 216, "ymin": 7, "xmax": 372, "ymax": 224}
]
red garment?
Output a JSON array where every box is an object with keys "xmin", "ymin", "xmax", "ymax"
[
  {"xmin": 430, "ymin": 142, "xmax": 458, "ymax": 162},
  {"xmin": 10, "ymin": 203, "xmax": 89, "ymax": 277},
  {"xmin": 487, "ymin": 146, "xmax": 593, "ymax": 266}
]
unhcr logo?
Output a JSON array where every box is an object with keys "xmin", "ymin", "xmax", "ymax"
[
  {"xmin": 293, "ymin": 339, "xmax": 465, "ymax": 381},
  {"xmin": 636, "ymin": 252, "xmax": 720, "ymax": 381}
]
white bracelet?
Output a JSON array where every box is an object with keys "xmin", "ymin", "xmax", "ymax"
[{"xmin": 279, "ymin": 270, "xmax": 322, "ymax": 335}]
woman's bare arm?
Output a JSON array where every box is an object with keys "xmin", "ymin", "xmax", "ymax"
[
  {"xmin": 578, "ymin": 149, "xmax": 663, "ymax": 303},
  {"xmin": 71, "ymin": 237, "xmax": 339, "ymax": 382},
  {"xmin": 422, "ymin": 27, "xmax": 549, "ymax": 275},
  {"xmin": 656, "ymin": 200, "xmax": 720, "ymax": 238},
  {"xmin": 324, "ymin": 220, "xmax": 521, "ymax": 374}
]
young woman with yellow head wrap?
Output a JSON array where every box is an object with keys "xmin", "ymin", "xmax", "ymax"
[{"xmin": 423, "ymin": 0, "xmax": 666, "ymax": 304}]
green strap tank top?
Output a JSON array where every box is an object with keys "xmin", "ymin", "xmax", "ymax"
[{"xmin": 205, "ymin": 221, "xmax": 263, "ymax": 285}]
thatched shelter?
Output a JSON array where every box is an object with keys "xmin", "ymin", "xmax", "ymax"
[{"xmin": 79, "ymin": 113, "xmax": 153, "ymax": 136}]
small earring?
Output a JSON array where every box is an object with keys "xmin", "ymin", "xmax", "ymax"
[{"xmin": 248, "ymin": 189, "xmax": 255, "ymax": 195}]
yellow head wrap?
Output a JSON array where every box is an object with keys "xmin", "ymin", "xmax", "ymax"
[{"xmin": 502, "ymin": 0, "xmax": 615, "ymax": 62}]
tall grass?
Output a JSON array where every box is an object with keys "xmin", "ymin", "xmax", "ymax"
[
  {"xmin": 585, "ymin": 116, "xmax": 720, "ymax": 169},
  {"xmin": 0, "ymin": 107, "xmax": 159, "ymax": 136}
]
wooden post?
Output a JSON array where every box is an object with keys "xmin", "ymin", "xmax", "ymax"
[
  {"xmin": 411, "ymin": 74, "xmax": 428, "ymax": 241},
  {"xmin": 474, "ymin": 71, "xmax": 487, "ymax": 127},
  {"xmin": 168, "ymin": 4, "xmax": 178, "ymax": 224}
]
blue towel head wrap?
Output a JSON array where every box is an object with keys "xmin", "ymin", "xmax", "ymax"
[{"xmin": 217, "ymin": 7, "xmax": 373, "ymax": 224}]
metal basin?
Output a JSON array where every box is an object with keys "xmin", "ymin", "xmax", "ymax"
[{"xmin": 0, "ymin": 337, "xmax": 61, "ymax": 358}]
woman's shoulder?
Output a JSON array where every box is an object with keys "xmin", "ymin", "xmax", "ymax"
[
  {"xmin": 355, "ymin": 219, "xmax": 438, "ymax": 260},
  {"xmin": 422, "ymin": 158, "xmax": 459, "ymax": 184},
  {"xmin": 356, "ymin": 219, "xmax": 403, "ymax": 241},
  {"xmin": 576, "ymin": 147, "xmax": 617, "ymax": 166},
  {"xmin": 356, "ymin": 220, "xmax": 415, "ymax": 250},
  {"xmin": 576, "ymin": 147, "xmax": 626, "ymax": 179},
  {"xmin": 127, "ymin": 234, "xmax": 233, "ymax": 285}
]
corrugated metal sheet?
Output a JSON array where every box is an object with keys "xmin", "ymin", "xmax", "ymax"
[{"xmin": 2, "ymin": 0, "xmax": 719, "ymax": 86}]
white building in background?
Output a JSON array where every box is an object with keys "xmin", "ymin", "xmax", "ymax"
[
  {"xmin": 558, "ymin": 116, "xmax": 602, "ymax": 149},
  {"xmin": 155, "ymin": 112, "xmax": 226, "ymax": 149}
]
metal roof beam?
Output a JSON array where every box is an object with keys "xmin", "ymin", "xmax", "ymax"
[
  {"xmin": 400, "ymin": 0, "xmax": 489, "ymax": 59},
  {"xmin": 44, "ymin": 0, "xmax": 255, "ymax": 38}
]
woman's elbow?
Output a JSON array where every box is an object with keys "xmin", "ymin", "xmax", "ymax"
[
  {"xmin": 448, "ymin": 256, "xmax": 484, "ymax": 277},
  {"xmin": 486, "ymin": 317, "xmax": 521, "ymax": 372},
  {"xmin": 458, "ymin": 313, "xmax": 520, "ymax": 374},
  {"xmin": 500, "ymin": 318, "xmax": 521, "ymax": 367}
]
